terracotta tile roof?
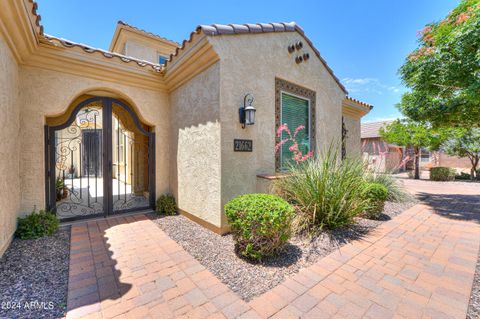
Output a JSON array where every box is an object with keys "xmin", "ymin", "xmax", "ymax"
[
  {"xmin": 28, "ymin": 0, "xmax": 44, "ymax": 36},
  {"xmin": 43, "ymin": 34, "xmax": 163, "ymax": 72},
  {"xmin": 117, "ymin": 21, "xmax": 179, "ymax": 46},
  {"xmin": 346, "ymin": 96, "xmax": 373, "ymax": 109},
  {"xmin": 166, "ymin": 22, "xmax": 347, "ymax": 94},
  {"xmin": 26, "ymin": 2, "xmax": 353, "ymax": 92},
  {"xmin": 28, "ymin": 1, "xmax": 162, "ymax": 72},
  {"xmin": 361, "ymin": 120, "xmax": 394, "ymax": 139},
  {"xmin": 199, "ymin": 22, "xmax": 297, "ymax": 35}
]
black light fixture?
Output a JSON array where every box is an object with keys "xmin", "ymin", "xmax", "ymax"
[{"xmin": 239, "ymin": 93, "xmax": 256, "ymax": 129}]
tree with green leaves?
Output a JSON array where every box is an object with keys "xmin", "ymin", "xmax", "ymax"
[
  {"xmin": 398, "ymin": 0, "xmax": 480, "ymax": 126},
  {"xmin": 442, "ymin": 128, "xmax": 480, "ymax": 179},
  {"xmin": 379, "ymin": 120, "xmax": 446, "ymax": 179}
]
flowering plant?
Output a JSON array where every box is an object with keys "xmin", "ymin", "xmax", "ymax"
[
  {"xmin": 400, "ymin": 0, "xmax": 480, "ymax": 126},
  {"xmin": 275, "ymin": 124, "xmax": 313, "ymax": 163}
]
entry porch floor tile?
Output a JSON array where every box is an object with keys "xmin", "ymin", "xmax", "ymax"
[{"xmin": 66, "ymin": 204, "xmax": 479, "ymax": 319}]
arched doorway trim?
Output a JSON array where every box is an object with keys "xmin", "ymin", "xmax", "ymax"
[{"xmin": 45, "ymin": 97, "xmax": 156, "ymax": 221}]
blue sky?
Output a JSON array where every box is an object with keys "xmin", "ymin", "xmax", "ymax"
[{"xmin": 39, "ymin": 0, "xmax": 458, "ymax": 122}]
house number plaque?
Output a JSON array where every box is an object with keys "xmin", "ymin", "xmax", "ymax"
[{"xmin": 234, "ymin": 139, "xmax": 253, "ymax": 152}]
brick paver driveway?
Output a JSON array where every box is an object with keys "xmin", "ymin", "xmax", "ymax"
[{"xmin": 66, "ymin": 180, "xmax": 479, "ymax": 319}]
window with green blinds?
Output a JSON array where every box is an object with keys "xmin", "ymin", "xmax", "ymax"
[{"xmin": 280, "ymin": 92, "xmax": 310, "ymax": 169}]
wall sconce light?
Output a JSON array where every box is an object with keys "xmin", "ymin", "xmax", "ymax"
[{"xmin": 239, "ymin": 93, "xmax": 256, "ymax": 129}]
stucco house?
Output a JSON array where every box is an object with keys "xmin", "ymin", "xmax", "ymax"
[
  {"xmin": 361, "ymin": 121, "xmax": 405, "ymax": 172},
  {"xmin": 361, "ymin": 120, "xmax": 472, "ymax": 173},
  {"xmin": 0, "ymin": 0, "xmax": 371, "ymax": 255}
]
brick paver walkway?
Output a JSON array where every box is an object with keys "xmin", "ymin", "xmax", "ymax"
[
  {"xmin": 250, "ymin": 203, "xmax": 479, "ymax": 319},
  {"xmin": 66, "ymin": 184, "xmax": 479, "ymax": 319},
  {"xmin": 67, "ymin": 215, "xmax": 245, "ymax": 319}
]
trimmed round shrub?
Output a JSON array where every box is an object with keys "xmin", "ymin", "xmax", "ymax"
[
  {"xmin": 365, "ymin": 171, "xmax": 408, "ymax": 202},
  {"xmin": 361, "ymin": 183, "xmax": 388, "ymax": 219},
  {"xmin": 156, "ymin": 194, "xmax": 177, "ymax": 215},
  {"xmin": 430, "ymin": 167, "xmax": 456, "ymax": 181},
  {"xmin": 225, "ymin": 193, "xmax": 294, "ymax": 261},
  {"xmin": 16, "ymin": 209, "xmax": 59, "ymax": 240}
]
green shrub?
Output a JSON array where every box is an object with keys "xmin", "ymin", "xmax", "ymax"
[
  {"xmin": 361, "ymin": 183, "xmax": 388, "ymax": 219},
  {"xmin": 455, "ymin": 172, "xmax": 471, "ymax": 180},
  {"xmin": 455, "ymin": 171, "xmax": 480, "ymax": 180},
  {"xmin": 16, "ymin": 209, "xmax": 59, "ymax": 240},
  {"xmin": 156, "ymin": 194, "xmax": 177, "ymax": 215},
  {"xmin": 224, "ymin": 194, "xmax": 294, "ymax": 261},
  {"xmin": 430, "ymin": 167, "xmax": 456, "ymax": 181},
  {"xmin": 274, "ymin": 147, "xmax": 370, "ymax": 233},
  {"xmin": 365, "ymin": 171, "xmax": 409, "ymax": 202}
]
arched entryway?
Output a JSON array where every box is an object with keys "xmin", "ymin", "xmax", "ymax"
[{"xmin": 45, "ymin": 96, "xmax": 155, "ymax": 221}]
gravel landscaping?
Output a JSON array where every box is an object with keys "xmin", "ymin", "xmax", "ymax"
[
  {"xmin": 150, "ymin": 200, "xmax": 416, "ymax": 301},
  {"xmin": 467, "ymin": 243, "xmax": 480, "ymax": 319},
  {"xmin": 0, "ymin": 227, "xmax": 70, "ymax": 319}
]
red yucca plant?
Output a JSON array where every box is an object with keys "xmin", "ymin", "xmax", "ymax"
[{"xmin": 275, "ymin": 124, "xmax": 313, "ymax": 163}]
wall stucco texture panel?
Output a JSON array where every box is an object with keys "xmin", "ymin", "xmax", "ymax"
[
  {"xmin": 125, "ymin": 40, "xmax": 158, "ymax": 64},
  {"xmin": 343, "ymin": 114, "xmax": 361, "ymax": 157},
  {"xmin": 437, "ymin": 152, "xmax": 472, "ymax": 169},
  {"xmin": 18, "ymin": 66, "xmax": 170, "ymax": 214},
  {"xmin": 208, "ymin": 32, "xmax": 346, "ymax": 227},
  {"xmin": 170, "ymin": 63, "xmax": 222, "ymax": 228},
  {"xmin": 0, "ymin": 34, "xmax": 20, "ymax": 255}
]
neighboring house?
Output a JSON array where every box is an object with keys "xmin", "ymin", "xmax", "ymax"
[
  {"xmin": 361, "ymin": 121, "xmax": 404, "ymax": 172},
  {"xmin": 361, "ymin": 121, "xmax": 472, "ymax": 173},
  {"xmin": 0, "ymin": 0, "xmax": 371, "ymax": 255}
]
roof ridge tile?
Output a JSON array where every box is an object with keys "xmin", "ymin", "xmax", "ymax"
[
  {"xmin": 346, "ymin": 96, "xmax": 373, "ymax": 108},
  {"xmin": 43, "ymin": 34, "xmax": 163, "ymax": 72},
  {"xmin": 117, "ymin": 20, "xmax": 179, "ymax": 46},
  {"xmin": 165, "ymin": 21, "xmax": 348, "ymax": 94}
]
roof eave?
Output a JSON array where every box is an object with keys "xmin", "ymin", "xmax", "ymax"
[
  {"xmin": 167, "ymin": 22, "xmax": 348, "ymax": 95},
  {"xmin": 110, "ymin": 21, "xmax": 180, "ymax": 52},
  {"xmin": 343, "ymin": 97, "xmax": 373, "ymax": 118}
]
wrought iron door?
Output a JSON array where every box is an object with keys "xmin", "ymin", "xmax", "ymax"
[{"xmin": 45, "ymin": 97, "xmax": 155, "ymax": 222}]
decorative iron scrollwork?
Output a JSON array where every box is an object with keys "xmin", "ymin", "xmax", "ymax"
[
  {"xmin": 54, "ymin": 106, "xmax": 104, "ymax": 218},
  {"xmin": 47, "ymin": 97, "xmax": 154, "ymax": 221}
]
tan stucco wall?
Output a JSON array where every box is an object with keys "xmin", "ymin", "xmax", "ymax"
[
  {"xmin": 125, "ymin": 40, "xmax": 158, "ymax": 64},
  {"xmin": 437, "ymin": 152, "xmax": 472, "ymax": 170},
  {"xmin": 0, "ymin": 34, "xmax": 20, "ymax": 255},
  {"xmin": 18, "ymin": 66, "xmax": 170, "ymax": 214},
  {"xmin": 169, "ymin": 62, "xmax": 222, "ymax": 229},
  {"xmin": 343, "ymin": 114, "xmax": 361, "ymax": 157},
  {"xmin": 208, "ymin": 32, "xmax": 346, "ymax": 228}
]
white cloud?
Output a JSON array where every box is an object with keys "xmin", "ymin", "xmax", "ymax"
[
  {"xmin": 342, "ymin": 77, "xmax": 402, "ymax": 95},
  {"xmin": 388, "ymin": 86, "xmax": 400, "ymax": 93},
  {"xmin": 362, "ymin": 115, "xmax": 404, "ymax": 123},
  {"xmin": 343, "ymin": 77, "xmax": 377, "ymax": 85}
]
